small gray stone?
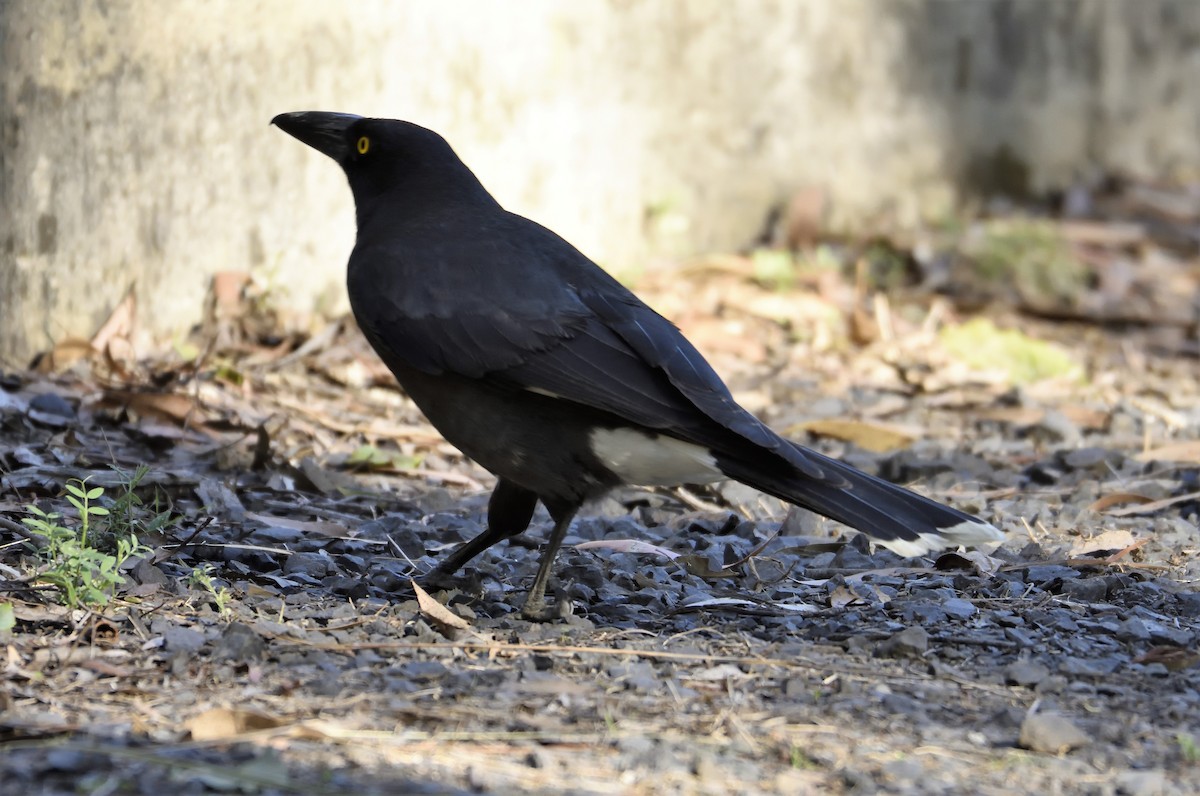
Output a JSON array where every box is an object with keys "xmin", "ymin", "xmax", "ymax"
[
  {"xmin": 1176, "ymin": 592, "xmax": 1200, "ymax": 617},
  {"xmin": 1025, "ymin": 565, "xmax": 1082, "ymax": 584},
  {"xmin": 900, "ymin": 603, "xmax": 948, "ymax": 624},
  {"xmin": 876, "ymin": 626, "xmax": 928, "ymax": 659},
  {"xmin": 45, "ymin": 748, "xmax": 102, "ymax": 772},
  {"xmin": 1114, "ymin": 769, "xmax": 1166, "ymax": 796},
  {"xmin": 1033, "ymin": 675, "xmax": 1068, "ymax": 695},
  {"xmin": 1146, "ymin": 623, "xmax": 1195, "ymax": 647},
  {"xmin": 131, "ymin": 558, "xmax": 171, "ymax": 586},
  {"xmin": 250, "ymin": 526, "xmax": 306, "ymax": 544},
  {"xmin": 398, "ymin": 660, "xmax": 450, "ymax": 681},
  {"xmin": 880, "ymin": 756, "xmax": 923, "ymax": 782},
  {"xmin": 1057, "ymin": 656, "xmax": 1122, "ymax": 677},
  {"xmin": 323, "ymin": 575, "xmax": 369, "ymax": 599},
  {"xmin": 942, "ymin": 598, "xmax": 977, "ymax": 620},
  {"xmin": 213, "ymin": 622, "xmax": 266, "ymax": 661},
  {"xmin": 282, "ymin": 551, "xmax": 333, "ymax": 579},
  {"xmin": 1034, "ymin": 410, "xmax": 1081, "ymax": 444},
  {"xmin": 1018, "ymin": 710, "xmax": 1090, "ymax": 754},
  {"xmin": 1061, "ymin": 447, "xmax": 1121, "ymax": 471},
  {"xmin": 27, "ymin": 392, "xmax": 76, "ymax": 427},
  {"xmin": 845, "ymin": 635, "xmax": 874, "ymax": 655},
  {"xmin": 1116, "ymin": 618, "xmax": 1151, "ymax": 642},
  {"xmin": 1060, "ymin": 577, "xmax": 1108, "ymax": 602},
  {"xmin": 159, "ymin": 623, "xmax": 207, "ymax": 652},
  {"xmin": 1005, "ymin": 660, "xmax": 1051, "ymax": 687}
]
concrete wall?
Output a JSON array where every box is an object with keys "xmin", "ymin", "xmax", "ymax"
[{"xmin": 3, "ymin": 0, "xmax": 1199, "ymax": 363}]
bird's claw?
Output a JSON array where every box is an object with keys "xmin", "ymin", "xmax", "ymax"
[{"xmin": 520, "ymin": 596, "xmax": 573, "ymax": 622}]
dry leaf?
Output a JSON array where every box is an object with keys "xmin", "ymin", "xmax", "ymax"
[
  {"xmin": 1107, "ymin": 490, "xmax": 1200, "ymax": 517},
  {"xmin": 674, "ymin": 554, "xmax": 740, "ymax": 580},
  {"xmin": 106, "ymin": 389, "xmax": 199, "ymax": 425},
  {"xmin": 186, "ymin": 707, "xmax": 286, "ymax": 741},
  {"xmin": 210, "ymin": 271, "xmax": 252, "ymax": 314},
  {"xmin": 90, "ymin": 286, "xmax": 137, "ymax": 353},
  {"xmin": 792, "ymin": 418, "xmax": 917, "ymax": 453},
  {"xmin": 80, "ymin": 659, "xmax": 133, "ymax": 677},
  {"xmin": 1057, "ymin": 220, "xmax": 1146, "ymax": 246},
  {"xmin": 1136, "ymin": 440, "xmax": 1200, "ymax": 464},
  {"xmin": 1059, "ymin": 405, "xmax": 1110, "ymax": 431},
  {"xmin": 573, "ymin": 539, "xmax": 680, "ymax": 559},
  {"xmin": 1088, "ymin": 493, "xmax": 1155, "ymax": 513},
  {"xmin": 411, "ymin": 579, "xmax": 471, "ymax": 630},
  {"xmin": 935, "ymin": 550, "xmax": 1001, "ymax": 575},
  {"xmin": 244, "ymin": 511, "xmax": 348, "ymax": 538},
  {"xmin": 1068, "ymin": 530, "xmax": 1137, "ymax": 558},
  {"xmin": 687, "ymin": 663, "xmax": 750, "ymax": 682},
  {"xmin": 1134, "ymin": 646, "xmax": 1200, "ymax": 671},
  {"xmin": 677, "ymin": 596, "xmax": 818, "ymax": 615},
  {"xmin": 975, "ymin": 406, "xmax": 1047, "ymax": 426},
  {"xmin": 829, "ymin": 585, "xmax": 865, "ymax": 610},
  {"xmin": 36, "ymin": 339, "xmax": 94, "ymax": 373}
]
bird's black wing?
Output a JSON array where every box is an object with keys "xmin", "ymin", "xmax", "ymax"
[
  {"xmin": 348, "ymin": 230, "xmax": 829, "ymax": 480},
  {"xmin": 349, "ymin": 220, "xmax": 999, "ymax": 553}
]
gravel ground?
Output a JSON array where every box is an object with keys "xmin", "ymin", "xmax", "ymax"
[{"xmin": 2, "ymin": 260, "xmax": 1199, "ymax": 794}]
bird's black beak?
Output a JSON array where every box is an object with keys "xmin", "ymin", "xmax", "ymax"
[{"xmin": 271, "ymin": 111, "xmax": 363, "ymax": 162}]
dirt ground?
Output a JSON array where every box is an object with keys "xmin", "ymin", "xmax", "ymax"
[{"xmin": 2, "ymin": 190, "xmax": 1200, "ymax": 794}]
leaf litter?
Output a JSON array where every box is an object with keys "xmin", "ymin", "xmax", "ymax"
[{"xmin": 2, "ymin": 176, "xmax": 1200, "ymax": 793}]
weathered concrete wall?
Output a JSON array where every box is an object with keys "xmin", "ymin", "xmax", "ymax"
[{"xmin": 3, "ymin": 0, "xmax": 1199, "ymax": 362}]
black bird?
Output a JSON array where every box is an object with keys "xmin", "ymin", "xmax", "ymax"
[{"xmin": 272, "ymin": 111, "xmax": 1003, "ymax": 620}]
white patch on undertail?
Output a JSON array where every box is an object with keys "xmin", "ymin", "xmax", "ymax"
[
  {"xmin": 588, "ymin": 428, "xmax": 722, "ymax": 486},
  {"xmin": 874, "ymin": 518, "xmax": 1005, "ymax": 557}
]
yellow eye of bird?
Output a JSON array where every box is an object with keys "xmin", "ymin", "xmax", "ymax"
[{"xmin": 356, "ymin": 136, "xmax": 370, "ymax": 155}]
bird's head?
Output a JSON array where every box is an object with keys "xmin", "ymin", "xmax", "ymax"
[{"xmin": 271, "ymin": 111, "xmax": 490, "ymax": 211}]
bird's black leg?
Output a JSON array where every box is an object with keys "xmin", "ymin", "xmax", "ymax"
[
  {"xmin": 520, "ymin": 501, "xmax": 579, "ymax": 621},
  {"xmin": 431, "ymin": 478, "xmax": 539, "ymax": 579}
]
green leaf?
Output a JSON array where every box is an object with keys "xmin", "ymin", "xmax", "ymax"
[
  {"xmin": 65, "ymin": 483, "xmax": 87, "ymax": 498},
  {"xmin": 348, "ymin": 444, "xmax": 381, "ymax": 464},
  {"xmin": 0, "ymin": 602, "xmax": 15, "ymax": 633},
  {"xmin": 940, "ymin": 318, "xmax": 1081, "ymax": 386},
  {"xmin": 85, "ymin": 486, "xmax": 104, "ymax": 500}
]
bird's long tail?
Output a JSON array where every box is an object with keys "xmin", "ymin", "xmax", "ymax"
[{"xmin": 714, "ymin": 445, "xmax": 1002, "ymax": 557}]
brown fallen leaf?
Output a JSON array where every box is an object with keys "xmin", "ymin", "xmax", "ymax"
[
  {"xmin": 573, "ymin": 539, "xmax": 679, "ymax": 559},
  {"xmin": 411, "ymin": 579, "xmax": 471, "ymax": 631},
  {"xmin": 1134, "ymin": 646, "xmax": 1200, "ymax": 671},
  {"xmin": 186, "ymin": 707, "xmax": 287, "ymax": 741},
  {"xmin": 244, "ymin": 511, "xmax": 348, "ymax": 538},
  {"xmin": 1087, "ymin": 493, "xmax": 1155, "ymax": 513},
  {"xmin": 90, "ymin": 285, "xmax": 137, "ymax": 353},
  {"xmin": 79, "ymin": 658, "xmax": 134, "ymax": 677},
  {"xmin": 829, "ymin": 584, "xmax": 865, "ymax": 610},
  {"xmin": 35, "ymin": 339, "xmax": 94, "ymax": 373},
  {"xmin": 1056, "ymin": 220, "xmax": 1146, "ymax": 247},
  {"xmin": 674, "ymin": 554, "xmax": 740, "ymax": 580},
  {"xmin": 209, "ymin": 271, "xmax": 252, "ymax": 317},
  {"xmin": 1059, "ymin": 405, "xmax": 1110, "ymax": 431},
  {"xmin": 975, "ymin": 406, "xmax": 1048, "ymax": 426},
  {"xmin": 790, "ymin": 418, "xmax": 918, "ymax": 453},
  {"xmin": 1069, "ymin": 530, "xmax": 1137, "ymax": 558},
  {"xmin": 935, "ymin": 550, "xmax": 1002, "ymax": 575},
  {"xmin": 1106, "ymin": 490, "xmax": 1200, "ymax": 517},
  {"xmin": 104, "ymin": 389, "xmax": 200, "ymax": 426},
  {"xmin": 1136, "ymin": 440, "xmax": 1200, "ymax": 464}
]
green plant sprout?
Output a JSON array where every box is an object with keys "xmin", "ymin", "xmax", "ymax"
[
  {"xmin": 188, "ymin": 563, "xmax": 233, "ymax": 617},
  {"xmin": 22, "ymin": 478, "xmax": 149, "ymax": 609}
]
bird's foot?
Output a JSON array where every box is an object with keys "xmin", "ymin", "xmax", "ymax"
[{"xmin": 519, "ymin": 594, "xmax": 574, "ymax": 622}]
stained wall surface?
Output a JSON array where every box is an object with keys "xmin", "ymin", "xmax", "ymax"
[{"xmin": 3, "ymin": 1, "xmax": 1198, "ymax": 361}]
